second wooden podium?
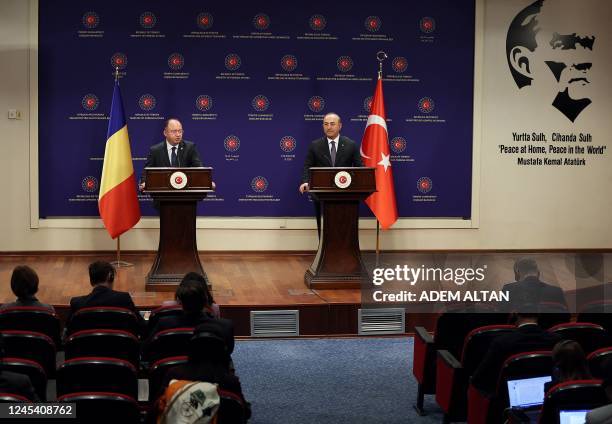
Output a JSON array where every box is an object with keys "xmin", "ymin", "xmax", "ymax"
[
  {"xmin": 305, "ymin": 167, "xmax": 376, "ymax": 289},
  {"xmin": 144, "ymin": 167, "xmax": 213, "ymax": 291}
]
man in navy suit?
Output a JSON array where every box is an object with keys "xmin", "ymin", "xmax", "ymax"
[
  {"xmin": 139, "ymin": 118, "xmax": 203, "ymax": 190},
  {"xmin": 66, "ymin": 261, "xmax": 145, "ymax": 335},
  {"xmin": 299, "ymin": 112, "xmax": 363, "ymax": 235},
  {"xmin": 470, "ymin": 310, "xmax": 561, "ymax": 394}
]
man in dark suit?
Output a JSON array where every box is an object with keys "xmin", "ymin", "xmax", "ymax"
[
  {"xmin": 299, "ymin": 112, "xmax": 363, "ymax": 235},
  {"xmin": 502, "ymin": 258, "xmax": 567, "ymax": 312},
  {"xmin": 66, "ymin": 261, "xmax": 145, "ymax": 334},
  {"xmin": 470, "ymin": 310, "xmax": 562, "ymax": 394},
  {"xmin": 139, "ymin": 118, "xmax": 203, "ymax": 191}
]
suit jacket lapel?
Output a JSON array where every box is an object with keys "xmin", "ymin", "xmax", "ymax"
[
  {"xmin": 318, "ymin": 138, "xmax": 333, "ymax": 166},
  {"xmin": 177, "ymin": 143, "xmax": 185, "ymax": 167},
  {"xmin": 160, "ymin": 142, "xmax": 171, "ymax": 167},
  {"xmin": 335, "ymin": 136, "xmax": 346, "ymax": 165}
]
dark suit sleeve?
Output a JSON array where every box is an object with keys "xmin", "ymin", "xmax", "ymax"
[
  {"xmin": 552, "ymin": 287, "xmax": 568, "ymax": 307},
  {"xmin": 471, "ymin": 339, "xmax": 503, "ymax": 394},
  {"xmin": 352, "ymin": 141, "xmax": 364, "ymax": 167},
  {"xmin": 301, "ymin": 142, "xmax": 316, "ymax": 183},
  {"xmin": 141, "ymin": 146, "xmax": 157, "ymax": 184},
  {"xmin": 187, "ymin": 143, "xmax": 203, "ymax": 167},
  {"xmin": 65, "ymin": 298, "xmax": 79, "ymax": 331},
  {"xmin": 122, "ymin": 292, "xmax": 147, "ymax": 337}
]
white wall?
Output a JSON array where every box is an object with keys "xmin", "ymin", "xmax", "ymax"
[{"xmin": 0, "ymin": 0, "xmax": 609, "ymax": 252}]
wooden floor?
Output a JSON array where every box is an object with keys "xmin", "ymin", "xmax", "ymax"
[
  {"xmin": 0, "ymin": 251, "xmax": 606, "ymax": 308},
  {"xmin": 1, "ymin": 251, "xmax": 608, "ymax": 336},
  {"xmin": 0, "ymin": 251, "xmax": 361, "ymax": 308}
]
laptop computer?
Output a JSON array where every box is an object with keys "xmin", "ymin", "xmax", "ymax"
[
  {"xmin": 507, "ymin": 375, "xmax": 552, "ymax": 421},
  {"xmin": 559, "ymin": 410, "xmax": 589, "ymax": 424}
]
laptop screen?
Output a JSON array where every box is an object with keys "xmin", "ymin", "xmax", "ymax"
[
  {"xmin": 507, "ymin": 375, "xmax": 552, "ymax": 408},
  {"xmin": 559, "ymin": 410, "xmax": 589, "ymax": 424}
]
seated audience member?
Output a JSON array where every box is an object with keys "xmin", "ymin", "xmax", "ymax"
[
  {"xmin": 502, "ymin": 258, "xmax": 567, "ymax": 312},
  {"xmin": 66, "ymin": 261, "xmax": 145, "ymax": 332},
  {"xmin": 545, "ymin": 340, "xmax": 592, "ymax": 392},
  {"xmin": 149, "ymin": 280, "xmax": 234, "ymax": 354},
  {"xmin": 160, "ymin": 272, "xmax": 220, "ymax": 318},
  {"xmin": 471, "ymin": 309, "xmax": 562, "ymax": 394},
  {"xmin": 0, "ymin": 334, "xmax": 39, "ymax": 401},
  {"xmin": 0, "ymin": 265, "xmax": 54, "ymax": 311},
  {"xmin": 155, "ymin": 327, "xmax": 250, "ymax": 422},
  {"xmin": 148, "ymin": 280, "xmax": 214, "ymax": 338},
  {"xmin": 586, "ymin": 359, "xmax": 612, "ymax": 424}
]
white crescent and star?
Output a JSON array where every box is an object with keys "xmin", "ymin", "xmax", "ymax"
[
  {"xmin": 360, "ymin": 113, "xmax": 391, "ymax": 173},
  {"xmin": 378, "ymin": 152, "xmax": 391, "ymax": 172}
]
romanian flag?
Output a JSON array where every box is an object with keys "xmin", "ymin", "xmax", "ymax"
[
  {"xmin": 360, "ymin": 77, "xmax": 398, "ymax": 229},
  {"xmin": 98, "ymin": 81, "xmax": 141, "ymax": 238}
]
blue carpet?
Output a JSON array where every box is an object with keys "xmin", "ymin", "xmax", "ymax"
[{"xmin": 232, "ymin": 337, "xmax": 444, "ymax": 424}]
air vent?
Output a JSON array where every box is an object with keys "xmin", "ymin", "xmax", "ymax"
[
  {"xmin": 358, "ymin": 308, "xmax": 405, "ymax": 335},
  {"xmin": 250, "ymin": 310, "xmax": 299, "ymax": 337}
]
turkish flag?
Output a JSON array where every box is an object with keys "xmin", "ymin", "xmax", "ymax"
[{"xmin": 360, "ymin": 78, "xmax": 398, "ymax": 229}]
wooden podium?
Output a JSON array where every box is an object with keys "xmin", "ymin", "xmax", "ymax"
[
  {"xmin": 305, "ymin": 167, "xmax": 376, "ymax": 289},
  {"xmin": 144, "ymin": 167, "xmax": 213, "ymax": 291}
]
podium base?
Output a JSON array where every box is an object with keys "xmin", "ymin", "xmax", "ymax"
[
  {"xmin": 304, "ymin": 269, "xmax": 365, "ymax": 290},
  {"xmin": 145, "ymin": 273, "xmax": 183, "ymax": 292},
  {"xmin": 146, "ymin": 273, "xmax": 213, "ymax": 292},
  {"xmin": 111, "ymin": 260, "xmax": 133, "ymax": 268}
]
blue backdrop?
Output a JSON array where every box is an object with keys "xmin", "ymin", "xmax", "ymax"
[{"xmin": 38, "ymin": 0, "xmax": 474, "ymax": 218}]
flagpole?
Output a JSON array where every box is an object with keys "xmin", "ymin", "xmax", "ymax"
[
  {"xmin": 108, "ymin": 66, "xmax": 133, "ymax": 269},
  {"xmin": 374, "ymin": 51, "xmax": 387, "ymax": 268},
  {"xmin": 376, "ymin": 221, "xmax": 380, "ymax": 267},
  {"xmin": 111, "ymin": 225, "xmax": 133, "ymax": 268}
]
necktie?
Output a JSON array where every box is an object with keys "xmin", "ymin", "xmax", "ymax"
[
  {"xmin": 171, "ymin": 146, "xmax": 178, "ymax": 167},
  {"xmin": 330, "ymin": 141, "xmax": 336, "ymax": 166}
]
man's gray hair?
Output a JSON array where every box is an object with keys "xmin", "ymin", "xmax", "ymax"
[{"xmin": 514, "ymin": 258, "xmax": 540, "ymax": 279}]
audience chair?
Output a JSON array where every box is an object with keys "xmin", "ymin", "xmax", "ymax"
[
  {"xmin": 142, "ymin": 327, "xmax": 195, "ymax": 363},
  {"xmin": 147, "ymin": 305, "xmax": 183, "ymax": 333},
  {"xmin": 0, "ymin": 306, "xmax": 62, "ymax": 347},
  {"xmin": 467, "ymin": 351, "xmax": 553, "ymax": 424},
  {"xmin": 64, "ymin": 329, "xmax": 140, "ymax": 366},
  {"xmin": 587, "ymin": 347, "xmax": 612, "ymax": 379},
  {"xmin": 57, "ymin": 357, "xmax": 138, "ymax": 399},
  {"xmin": 0, "ymin": 393, "xmax": 31, "ymax": 402},
  {"xmin": 536, "ymin": 302, "xmax": 571, "ymax": 330},
  {"xmin": 436, "ymin": 324, "xmax": 515, "ymax": 423},
  {"xmin": 577, "ymin": 301, "xmax": 612, "ymax": 333},
  {"xmin": 0, "ymin": 357, "xmax": 47, "ymax": 401},
  {"xmin": 1, "ymin": 330, "xmax": 57, "ymax": 377},
  {"xmin": 190, "ymin": 331, "xmax": 228, "ymax": 358},
  {"xmin": 67, "ymin": 306, "xmax": 141, "ymax": 336},
  {"xmin": 412, "ymin": 308, "xmax": 509, "ymax": 414},
  {"xmin": 147, "ymin": 355, "xmax": 189, "ymax": 402},
  {"xmin": 548, "ymin": 322, "xmax": 609, "ymax": 354},
  {"xmin": 539, "ymin": 379, "xmax": 607, "ymax": 424},
  {"xmin": 58, "ymin": 392, "xmax": 140, "ymax": 423}
]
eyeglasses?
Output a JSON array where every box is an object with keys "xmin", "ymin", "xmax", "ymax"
[{"xmin": 167, "ymin": 129, "xmax": 183, "ymax": 134}]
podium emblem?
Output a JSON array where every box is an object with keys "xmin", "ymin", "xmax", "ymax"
[
  {"xmin": 170, "ymin": 171, "xmax": 188, "ymax": 189},
  {"xmin": 334, "ymin": 171, "xmax": 352, "ymax": 189}
]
